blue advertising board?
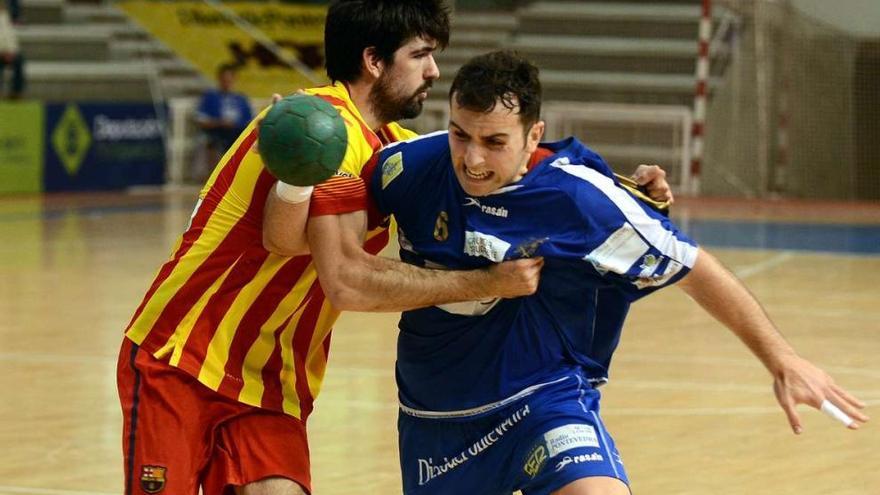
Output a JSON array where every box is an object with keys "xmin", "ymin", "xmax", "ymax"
[{"xmin": 44, "ymin": 103, "xmax": 166, "ymax": 191}]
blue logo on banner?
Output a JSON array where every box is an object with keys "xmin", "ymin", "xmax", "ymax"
[{"xmin": 44, "ymin": 103, "xmax": 167, "ymax": 191}]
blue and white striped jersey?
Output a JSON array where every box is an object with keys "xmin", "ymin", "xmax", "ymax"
[{"xmin": 370, "ymin": 132, "xmax": 699, "ymax": 416}]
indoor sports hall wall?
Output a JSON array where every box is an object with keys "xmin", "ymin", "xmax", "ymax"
[
  {"xmin": 117, "ymin": 1, "xmax": 328, "ymax": 98},
  {"xmin": 703, "ymin": 0, "xmax": 879, "ymax": 200}
]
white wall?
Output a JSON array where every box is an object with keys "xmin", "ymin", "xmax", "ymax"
[{"xmin": 790, "ymin": 0, "xmax": 880, "ymax": 38}]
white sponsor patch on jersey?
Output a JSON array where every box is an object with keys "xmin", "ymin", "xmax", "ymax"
[
  {"xmin": 584, "ymin": 223, "xmax": 648, "ymax": 275},
  {"xmin": 543, "ymin": 424, "xmax": 600, "ymax": 457},
  {"xmin": 381, "ymin": 151, "xmax": 404, "ymax": 189},
  {"xmin": 633, "ymin": 259, "xmax": 685, "ymax": 289},
  {"xmin": 464, "ymin": 231, "xmax": 510, "ymax": 262},
  {"xmin": 552, "ymin": 159, "xmax": 698, "ymax": 269}
]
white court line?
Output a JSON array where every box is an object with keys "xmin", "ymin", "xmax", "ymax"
[
  {"xmin": 610, "ymin": 379, "xmax": 879, "ymax": 398},
  {"xmin": 732, "ymin": 251, "xmax": 795, "ymax": 280},
  {"xmin": 11, "ymin": 347, "xmax": 873, "ymax": 381},
  {"xmin": 617, "ymin": 353, "xmax": 880, "ymax": 379},
  {"xmin": 5, "ymin": 351, "xmax": 878, "ymax": 382},
  {"xmin": 0, "ymin": 352, "xmax": 116, "ymax": 365},
  {"xmin": 0, "ymin": 486, "xmax": 115, "ymax": 495},
  {"xmin": 610, "ymin": 400, "xmax": 880, "ymax": 417},
  {"xmin": 767, "ymin": 307, "xmax": 880, "ymax": 323}
]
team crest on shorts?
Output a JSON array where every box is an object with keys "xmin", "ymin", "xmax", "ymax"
[
  {"xmin": 140, "ymin": 465, "xmax": 166, "ymax": 494},
  {"xmin": 523, "ymin": 443, "xmax": 549, "ymax": 478}
]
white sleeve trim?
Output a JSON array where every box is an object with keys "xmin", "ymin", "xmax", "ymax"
[{"xmin": 551, "ymin": 158, "xmax": 698, "ymax": 269}]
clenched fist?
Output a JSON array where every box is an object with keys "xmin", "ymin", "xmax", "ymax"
[{"xmin": 486, "ymin": 258, "xmax": 544, "ymax": 298}]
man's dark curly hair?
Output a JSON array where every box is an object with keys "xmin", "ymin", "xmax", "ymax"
[
  {"xmin": 325, "ymin": 0, "xmax": 450, "ymax": 83},
  {"xmin": 449, "ymin": 50, "xmax": 542, "ymax": 130}
]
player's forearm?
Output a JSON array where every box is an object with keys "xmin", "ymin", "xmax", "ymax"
[
  {"xmin": 262, "ymin": 185, "xmax": 311, "ymax": 257},
  {"xmin": 328, "ymin": 250, "xmax": 494, "ymax": 312},
  {"xmin": 310, "ymin": 210, "xmax": 538, "ymax": 312},
  {"xmin": 677, "ymin": 248, "xmax": 799, "ymax": 375}
]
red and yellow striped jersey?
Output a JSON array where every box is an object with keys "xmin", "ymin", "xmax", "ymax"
[{"xmin": 125, "ymin": 82, "xmax": 416, "ymax": 420}]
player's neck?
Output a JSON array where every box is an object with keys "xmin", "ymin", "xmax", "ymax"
[
  {"xmin": 527, "ymin": 146, "xmax": 553, "ymax": 171},
  {"xmin": 346, "ymin": 80, "xmax": 385, "ymax": 131}
]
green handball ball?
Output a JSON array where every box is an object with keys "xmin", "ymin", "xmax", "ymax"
[{"xmin": 258, "ymin": 94, "xmax": 348, "ymax": 186}]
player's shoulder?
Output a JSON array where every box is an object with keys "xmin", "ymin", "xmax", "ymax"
[
  {"xmin": 533, "ymin": 138, "xmax": 613, "ymax": 189},
  {"xmin": 376, "ymin": 131, "xmax": 450, "ymax": 191},
  {"xmin": 526, "ymin": 138, "xmax": 628, "ymax": 218},
  {"xmin": 303, "ymin": 84, "xmax": 379, "ymax": 166},
  {"xmin": 383, "ymin": 121, "xmax": 419, "ymax": 141},
  {"xmin": 380, "ymin": 130, "xmax": 449, "ymax": 163},
  {"xmin": 303, "ymin": 84, "xmax": 362, "ymax": 130}
]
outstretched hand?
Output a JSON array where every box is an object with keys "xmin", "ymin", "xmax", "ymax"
[{"xmin": 772, "ymin": 354, "xmax": 869, "ymax": 434}]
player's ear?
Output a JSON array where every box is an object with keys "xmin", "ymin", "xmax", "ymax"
[
  {"xmin": 525, "ymin": 120, "xmax": 545, "ymax": 152},
  {"xmin": 362, "ymin": 47, "xmax": 384, "ymax": 80}
]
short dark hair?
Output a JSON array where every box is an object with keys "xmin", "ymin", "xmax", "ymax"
[
  {"xmin": 324, "ymin": 0, "xmax": 450, "ymax": 83},
  {"xmin": 449, "ymin": 50, "xmax": 542, "ymax": 129},
  {"xmin": 216, "ymin": 63, "xmax": 237, "ymax": 78}
]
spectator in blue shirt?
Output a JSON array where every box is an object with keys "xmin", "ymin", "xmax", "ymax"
[{"xmin": 195, "ymin": 64, "xmax": 253, "ymax": 156}]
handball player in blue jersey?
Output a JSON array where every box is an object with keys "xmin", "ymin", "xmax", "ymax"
[{"xmin": 365, "ymin": 51, "xmax": 868, "ymax": 495}]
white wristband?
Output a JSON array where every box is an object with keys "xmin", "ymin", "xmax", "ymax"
[{"xmin": 275, "ymin": 181, "xmax": 314, "ymax": 204}]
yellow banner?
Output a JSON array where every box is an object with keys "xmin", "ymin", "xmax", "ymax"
[
  {"xmin": 119, "ymin": 1, "xmax": 329, "ymax": 97},
  {"xmin": 0, "ymin": 101, "xmax": 44, "ymax": 194}
]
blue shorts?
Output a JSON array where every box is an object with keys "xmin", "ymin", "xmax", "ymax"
[{"xmin": 398, "ymin": 372, "xmax": 629, "ymax": 495}]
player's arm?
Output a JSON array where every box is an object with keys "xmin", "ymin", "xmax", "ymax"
[
  {"xmin": 259, "ymin": 92, "xmax": 315, "ymax": 257},
  {"xmin": 308, "ymin": 209, "xmax": 543, "ymax": 312},
  {"xmin": 263, "ymin": 181, "xmax": 312, "ymax": 257},
  {"xmin": 676, "ymin": 248, "xmax": 869, "ymax": 433}
]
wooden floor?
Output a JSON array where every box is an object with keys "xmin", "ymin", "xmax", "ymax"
[{"xmin": 0, "ymin": 190, "xmax": 878, "ymax": 495}]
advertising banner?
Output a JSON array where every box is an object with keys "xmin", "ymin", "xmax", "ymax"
[
  {"xmin": 119, "ymin": 1, "xmax": 328, "ymax": 97},
  {"xmin": 0, "ymin": 101, "xmax": 44, "ymax": 194},
  {"xmin": 44, "ymin": 103, "xmax": 166, "ymax": 192}
]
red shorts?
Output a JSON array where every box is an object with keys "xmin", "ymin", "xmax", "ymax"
[{"xmin": 117, "ymin": 338, "xmax": 311, "ymax": 495}]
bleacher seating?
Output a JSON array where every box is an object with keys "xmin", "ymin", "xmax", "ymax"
[
  {"xmin": 19, "ymin": 0, "xmax": 64, "ymax": 24},
  {"xmin": 17, "ymin": 0, "xmax": 209, "ymax": 102},
  {"xmin": 437, "ymin": 1, "xmax": 727, "ymax": 107},
  {"xmin": 432, "ymin": 0, "xmax": 733, "ymax": 184}
]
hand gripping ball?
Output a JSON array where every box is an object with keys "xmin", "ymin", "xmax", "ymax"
[{"xmin": 258, "ymin": 94, "xmax": 348, "ymax": 186}]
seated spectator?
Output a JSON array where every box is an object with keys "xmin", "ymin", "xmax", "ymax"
[
  {"xmin": 195, "ymin": 64, "xmax": 253, "ymax": 161},
  {"xmin": 7, "ymin": 0, "xmax": 19, "ymax": 24},
  {"xmin": 0, "ymin": 1, "xmax": 24, "ymax": 99}
]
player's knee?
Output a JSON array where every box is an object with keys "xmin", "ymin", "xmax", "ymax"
[
  {"xmin": 236, "ymin": 476, "xmax": 308, "ymax": 495},
  {"xmin": 551, "ymin": 475, "xmax": 630, "ymax": 495}
]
